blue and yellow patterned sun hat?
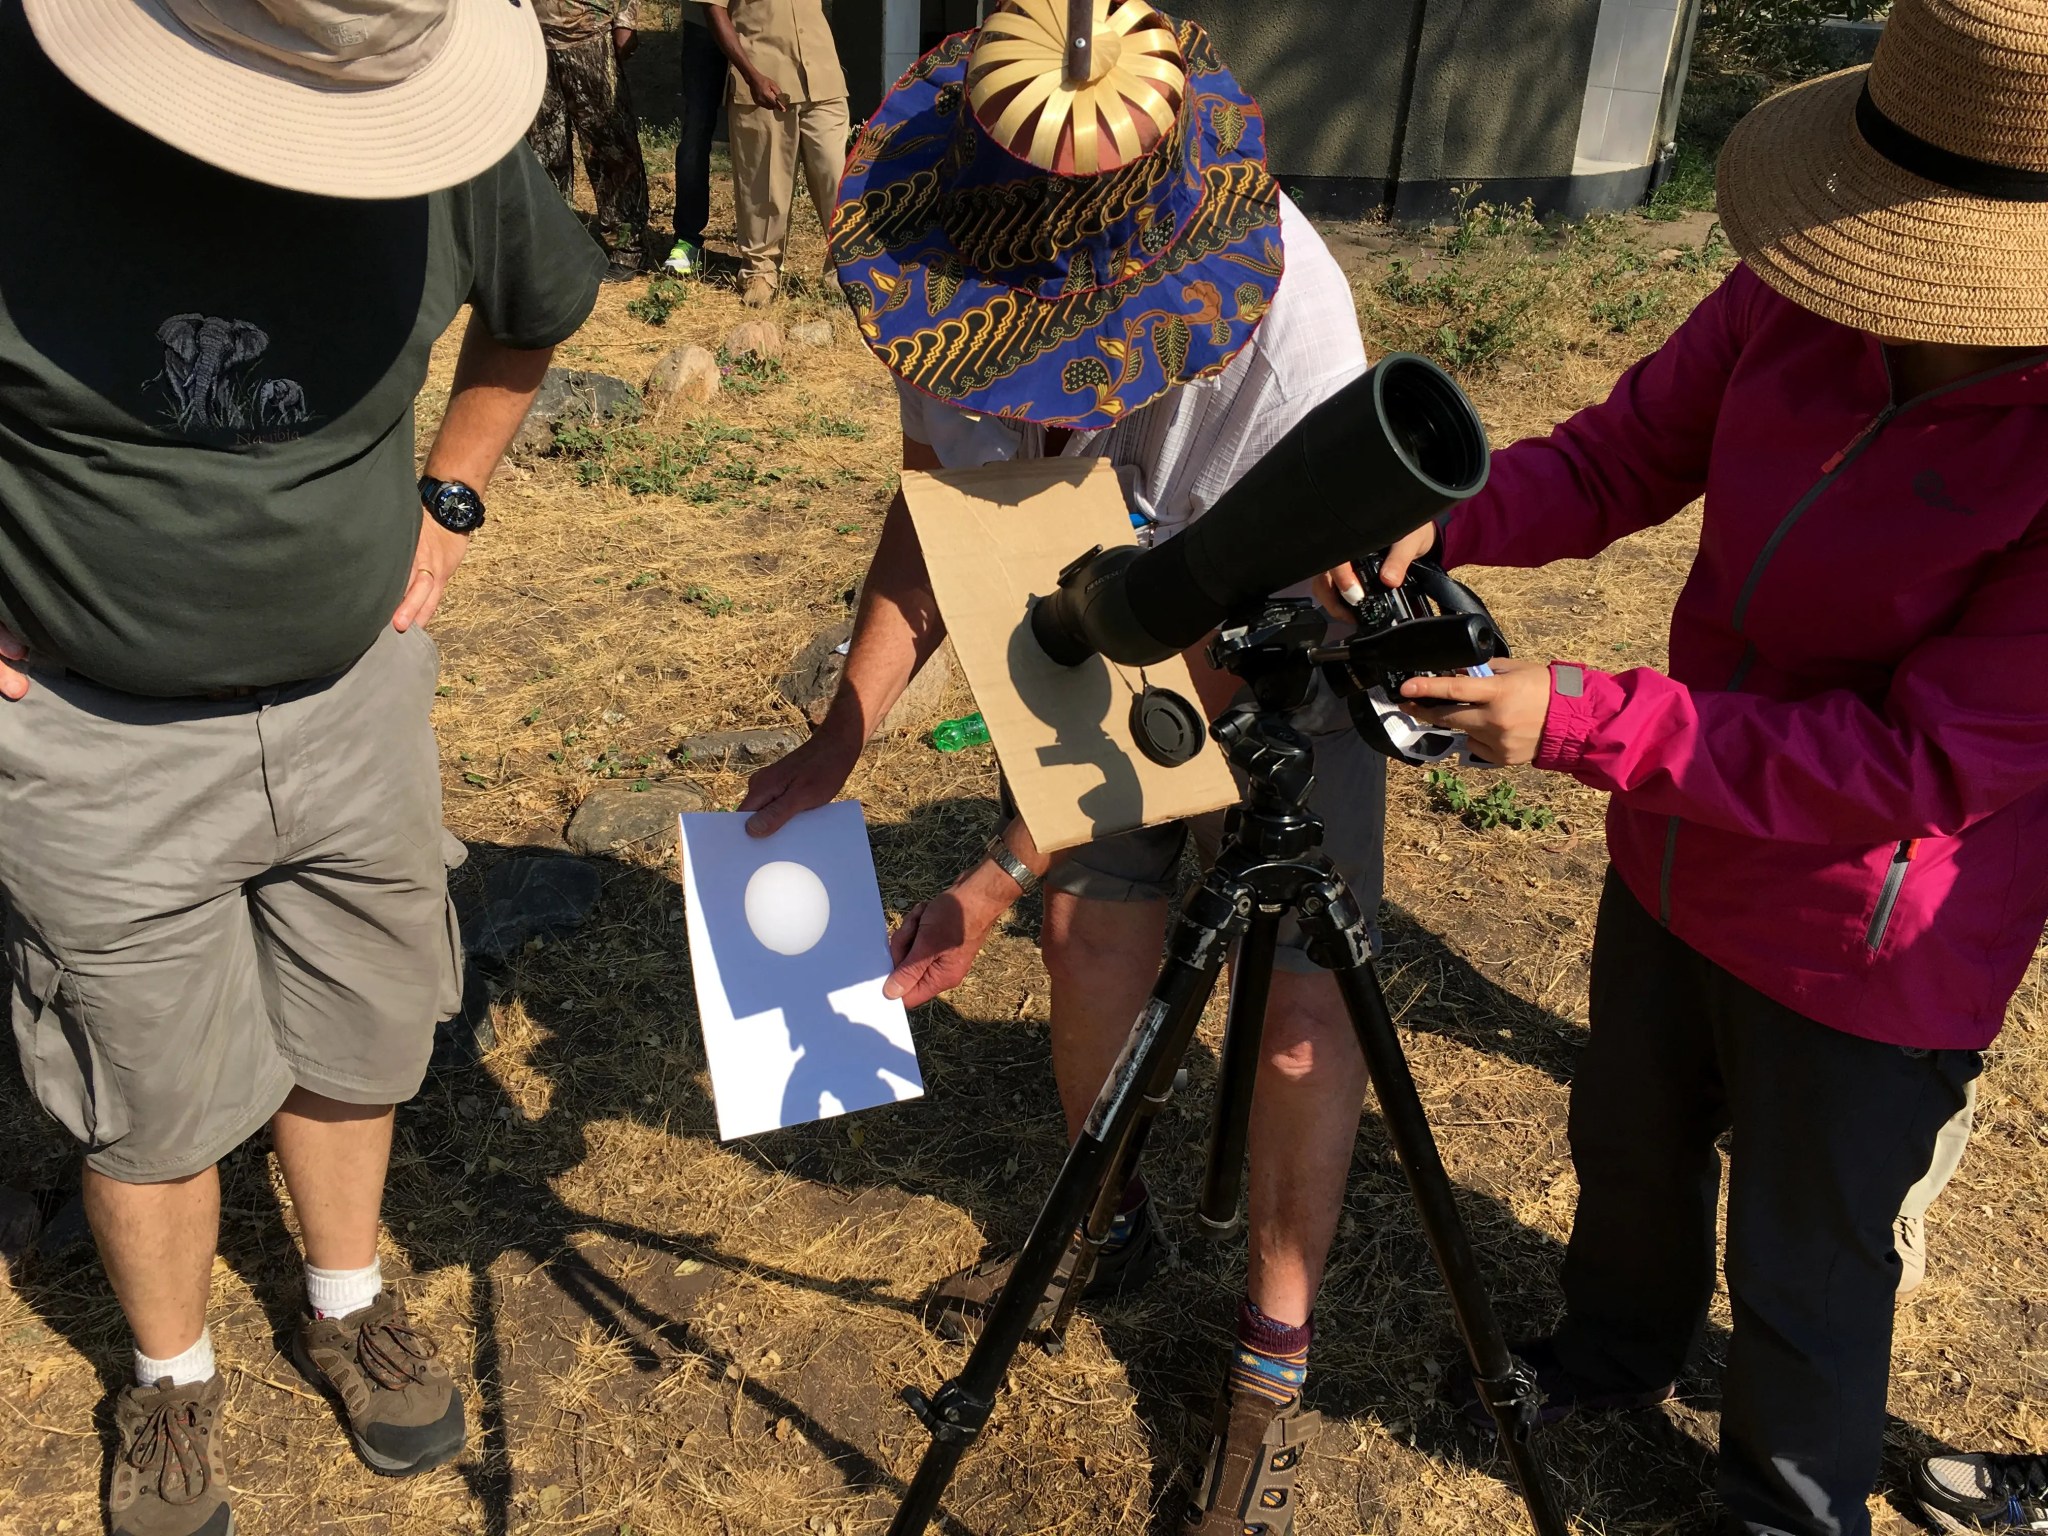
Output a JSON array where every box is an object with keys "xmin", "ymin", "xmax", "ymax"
[{"xmin": 829, "ymin": 0, "xmax": 1284, "ymax": 431}]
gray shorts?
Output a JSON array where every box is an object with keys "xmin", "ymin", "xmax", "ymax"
[
  {"xmin": 4, "ymin": 624, "xmax": 462, "ymax": 1182},
  {"xmin": 1043, "ymin": 676, "xmax": 1386, "ymax": 971}
]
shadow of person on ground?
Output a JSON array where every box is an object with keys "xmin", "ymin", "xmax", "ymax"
[{"xmin": 0, "ymin": 792, "xmax": 1967, "ymax": 1536}]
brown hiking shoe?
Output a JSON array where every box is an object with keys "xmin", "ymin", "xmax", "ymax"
[
  {"xmin": 108, "ymin": 1374, "xmax": 233, "ymax": 1536},
  {"xmin": 291, "ymin": 1290, "xmax": 465, "ymax": 1477},
  {"xmin": 926, "ymin": 1201, "xmax": 1168, "ymax": 1344},
  {"xmin": 1181, "ymin": 1379, "xmax": 1323, "ymax": 1536}
]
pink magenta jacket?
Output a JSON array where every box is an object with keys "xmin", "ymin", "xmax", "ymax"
[{"xmin": 1439, "ymin": 264, "xmax": 2048, "ymax": 1050}]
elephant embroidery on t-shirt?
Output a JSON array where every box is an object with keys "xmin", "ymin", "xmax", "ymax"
[{"xmin": 148, "ymin": 313, "xmax": 313, "ymax": 439}]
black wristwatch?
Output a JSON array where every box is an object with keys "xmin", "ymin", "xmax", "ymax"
[{"xmin": 419, "ymin": 475, "xmax": 487, "ymax": 535}]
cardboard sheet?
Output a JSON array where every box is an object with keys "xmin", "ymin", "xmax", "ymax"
[{"xmin": 901, "ymin": 459, "xmax": 1240, "ymax": 853}]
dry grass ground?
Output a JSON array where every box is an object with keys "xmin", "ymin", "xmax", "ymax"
[{"xmin": 5, "ymin": 106, "xmax": 2047, "ymax": 1536}]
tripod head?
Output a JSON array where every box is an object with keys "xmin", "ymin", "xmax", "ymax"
[{"xmin": 1200, "ymin": 557, "xmax": 1506, "ymax": 780}]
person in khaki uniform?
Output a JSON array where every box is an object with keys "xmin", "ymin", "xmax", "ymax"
[{"xmin": 699, "ymin": 0, "xmax": 849, "ymax": 306}]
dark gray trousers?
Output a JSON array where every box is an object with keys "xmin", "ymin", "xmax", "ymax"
[{"xmin": 1555, "ymin": 872, "xmax": 1978, "ymax": 1536}]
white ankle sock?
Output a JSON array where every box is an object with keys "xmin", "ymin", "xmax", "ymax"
[
  {"xmin": 306, "ymin": 1258, "xmax": 382, "ymax": 1320},
  {"xmin": 135, "ymin": 1331, "xmax": 215, "ymax": 1389}
]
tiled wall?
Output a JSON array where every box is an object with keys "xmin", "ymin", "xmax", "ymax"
[{"xmin": 1574, "ymin": 0, "xmax": 1684, "ymax": 171}]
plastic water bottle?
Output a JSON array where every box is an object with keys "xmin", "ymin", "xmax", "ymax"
[{"xmin": 931, "ymin": 712, "xmax": 990, "ymax": 751}]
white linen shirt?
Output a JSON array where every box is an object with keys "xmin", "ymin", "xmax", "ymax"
[{"xmin": 897, "ymin": 194, "xmax": 1368, "ymax": 549}]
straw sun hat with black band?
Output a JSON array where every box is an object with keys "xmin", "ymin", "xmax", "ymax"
[{"xmin": 1717, "ymin": 0, "xmax": 2048, "ymax": 346}]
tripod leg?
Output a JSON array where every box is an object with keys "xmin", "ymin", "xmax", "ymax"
[
  {"xmin": 1298, "ymin": 881, "xmax": 1571, "ymax": 1536},
  {"xmin": 1196, "ymin": 907, "xmax": 1281, "ymax": 1237},
  {"xmin": 887, "ymin": 883, "xmax": 1241, "ymax": 1536}
]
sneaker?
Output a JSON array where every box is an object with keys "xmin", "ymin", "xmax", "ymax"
[
  {"xmin": 1913, "ymin": 1453, "xmax": 2048, "ymax": 1533},
  {"xmin": 1449, "ymin": 1335, "xmax": 1676, "ymax": 1429},
  {"xmin": 740, "ymin": 277, "xmax": 776, "ymax": 308},
  {"xmin": 663, "ymin": 239, "xmax": 704, "ymax": 277},
  {"xmin": 292, "ymin": 1290, "xmax": 465, "ymax": 1477},
  {"xmin": 1181, "ymin": 1376, "xmax": 1323, "ymax": 1536},
  {"xmin": 1897, "ymin": 1213, "xmax": 1929, "ymax": 1297},
  {"xmin": 108, "ymin": 1374, "xmax": 233, "ymax": 1536},
  {"xmin": 926, "ymin": 1200, "xmax": 1168, "ymax": 1344}
]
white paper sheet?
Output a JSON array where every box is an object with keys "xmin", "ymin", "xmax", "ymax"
[{"xmin": 678, "ymin": 802, "xmax": 923, "ymax": 1140}]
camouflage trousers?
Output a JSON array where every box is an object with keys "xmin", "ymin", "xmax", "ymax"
[{"xmin": 526, "ymin": 33, "xmax": 650, "ymax": 252}]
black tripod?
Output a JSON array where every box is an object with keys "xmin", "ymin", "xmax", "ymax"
[{"xmin": 887, "ymin": 601, "xmax": 1568, "ymax": 1536}]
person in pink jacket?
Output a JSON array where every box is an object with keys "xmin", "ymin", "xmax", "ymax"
[{"xmin": 1378, "ymin": 2, "xmax": 2048, "ymax": 1533}]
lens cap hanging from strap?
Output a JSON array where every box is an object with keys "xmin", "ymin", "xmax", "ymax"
[{"xmin": 1129, "ymin": 684, "xmax": 1206, "ymax": 766}]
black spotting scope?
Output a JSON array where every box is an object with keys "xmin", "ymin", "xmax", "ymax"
[{"xmin": 1029, "ymin": 353, "xmax": 1491, "ymax": 668}]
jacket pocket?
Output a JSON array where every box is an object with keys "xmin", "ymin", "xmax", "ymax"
[
  {"xmin": 1864, "ymin": 839, "xmax": 1918, "ymax": 955},
  {"xmin": 11, "ymin": 931, "xmax": 125, "ymax": 1148}
]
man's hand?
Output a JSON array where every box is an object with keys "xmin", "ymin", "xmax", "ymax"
[
  {"xmin": 1397, "ymin": 655, "xmax": 1553, "ymax": 766},
  {"xmin": 1378, "ymin": 522, "xmax": 1439, "ymax": 588},
  {"xmin": 392, "ymin": 515, "xmax": 471, "ymax": 632},
  {"xmin": 738, "ymin": 718, "xmax": 862, "ymax": 837},
  {"xmin": 746, "ymin": 71, "xmax": 790, "ymax": 111},
  {"xmin": 884, "ymin": 866, "xmax": 1015, "ymax": 1006},
  {"xmin": 0, "ymin": 622, "xmax": 29, "ymax": 701},
  {"xmin": 612, "ymin": 23, "xmax": 638, "ymax": 58}
]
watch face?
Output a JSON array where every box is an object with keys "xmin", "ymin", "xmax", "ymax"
[{"xmin": 427, "ymin": 482, "xmax": 486, "ymax": 534}]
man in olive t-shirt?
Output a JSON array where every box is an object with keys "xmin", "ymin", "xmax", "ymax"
[{"xmin": 0, "ymin": 4, "xmax": 602, "ymax": 1533}]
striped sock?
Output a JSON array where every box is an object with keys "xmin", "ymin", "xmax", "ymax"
[
  {"xmin": 1229, "ymin": 1299, "xmax": 1310, "ymax": 1405},
  {"xmin": 1099, "ymin": 1177, "xmax": 1150, "ymax": 1256}
]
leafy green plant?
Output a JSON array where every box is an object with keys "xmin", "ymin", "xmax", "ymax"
[
  {"xmin": 1427, "ymin": 767, "xmax": 1558, "ymax": 832},
  {"xmin": 681, "ymin": 583, "xmax": 733, "ymax": 617},
  {"xmin": 797, "ymin": 410, "xmax": 867, "ymax": 440},
  {"xmin": 626, "ymin": 276, "xmax": 688, "ymax": 326},
  {"xmin": 716, "ymin": 347, "xmax": 789, "ymax": 396},
  {"xmin": 1591, "ymin": 286, "xmax": 1669, "ymax": 335}
]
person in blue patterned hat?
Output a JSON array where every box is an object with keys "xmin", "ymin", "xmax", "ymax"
[{"xmin": 740, "ymin": 3, "xmax": 1379, "ymax": 1527}]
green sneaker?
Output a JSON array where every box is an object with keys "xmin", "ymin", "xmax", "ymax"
[{"xmin": 663, "ymin": 239, "xmax": 704, "ymax": 277}]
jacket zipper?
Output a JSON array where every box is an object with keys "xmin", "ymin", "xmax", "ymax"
[
  {"xmin": 1866, "ymin": 838, "xmax": 1918, "ymax": 953},
  {"xmin": 1653, "ymin": 347, "xmax": 2046, "ymax": 927}
]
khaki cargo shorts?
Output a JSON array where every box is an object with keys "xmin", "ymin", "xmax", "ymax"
[
  {"xmin": 3, "ymin": 624, "xmax": 463, "ymax": 1182},
  {"xmin": 1040, "ymin": 675, "xmax": 1388, "ymax": 971}
]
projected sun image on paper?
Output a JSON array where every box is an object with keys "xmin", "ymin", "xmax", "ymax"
[{"xmin": 679, "ymin": 803, "xmax": 924, "ymax": 1141}]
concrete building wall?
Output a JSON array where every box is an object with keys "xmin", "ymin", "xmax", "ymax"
[
  {"xmin": 830, "ymin": 0, "xmax": 1692, "ymax": 223},
  {"xmin": 1168, "ymin": 0, "xmax": 1422, "ymax": 189}
]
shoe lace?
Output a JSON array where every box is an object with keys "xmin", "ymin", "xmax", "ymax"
[
  {"xmin": 1985, "ymin": 1455, "xmax": 2048, "ymax": 1513},
  {"xmin": 125, "ymin": 1389, "xmax": 211, "ymax": 1507},
  {"xmin": 353, "ymin": 1306, "xmax": 440, "ymax": 1391}
]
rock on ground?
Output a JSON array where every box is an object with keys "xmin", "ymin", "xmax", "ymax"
[
  {"xmin": 722, "ymin": 320, "xmax": 784, "ymax": 362},
  {"xmin": 0, "ymin": 1185, "xmax": 40, "ymax": 1281},
  {"xmin": 644, "ymin": 344, "xmax": 721, "ymax": 411},
  {"xmin": 566, "ymin": 781, "xmax": 708, "ymax": 854},
  {"xmin": 512, "ymin": 368, "xmax": 641, "ymax": 457},
  {"xmin": 777, "ymin": 622, "xmax": 952, "ymax": 737},
  {"xmin": 674, "ymin": 726, "xmax": 804, "ymax": 771},
  {"xmin": 466, "ymin": 854, "xmax": 604, "ymax": 962},
  {"xmin": 788, "ymin": 320, "xmax": 835, "ymax": 349}
]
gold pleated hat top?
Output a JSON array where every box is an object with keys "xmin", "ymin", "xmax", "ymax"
[{"xmin": 966, "ymin": 0, "xmax": 1188, "ymax": 175}]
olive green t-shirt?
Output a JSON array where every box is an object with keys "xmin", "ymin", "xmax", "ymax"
[{"xmin": 0, "ymin": 4, "xmax": 605, "ymax": 696}]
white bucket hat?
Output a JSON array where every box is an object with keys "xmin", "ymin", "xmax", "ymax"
[{"xmin": 23, "ymin": 0, "xmax": 547, "ymax": 199}]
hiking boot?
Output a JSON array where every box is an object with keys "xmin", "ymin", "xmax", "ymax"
[
  {"xmin": 1897, "ymin": 1213, "xmax": 1929, "ymax": 1297},
  {"xmin": 601, "ymin": 245, "xmax": 647, "ymax": 284},
  {"xmin": 741, "ymin": 277, "xmax": 776, "ymax": 308},
  {"xmin": 926, "ymin": 1200, "xmax": 1168, "ymax": 1344},
  {"xmin": 292, "ymin": 1290, "xmax": 465, "ymax": 1477},
  {"xmin": 108, "ymin": 1374, "xmax": 233, "ymax": 1536},
  {"xmin": 1913, "ymin": 1453, "xmax": 2048, "ymax": 1533},
  {"xmin": 1450, "ymin": 1335, "xmax": 1675, "ymax": 1429},
  {"xmin": 663, "ymin": 238, "xmax": 704, "ymax": 277},
  {"xmin": 1180, "ymin": 1376, "xmax": 1323, "ymax": 1536}
]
